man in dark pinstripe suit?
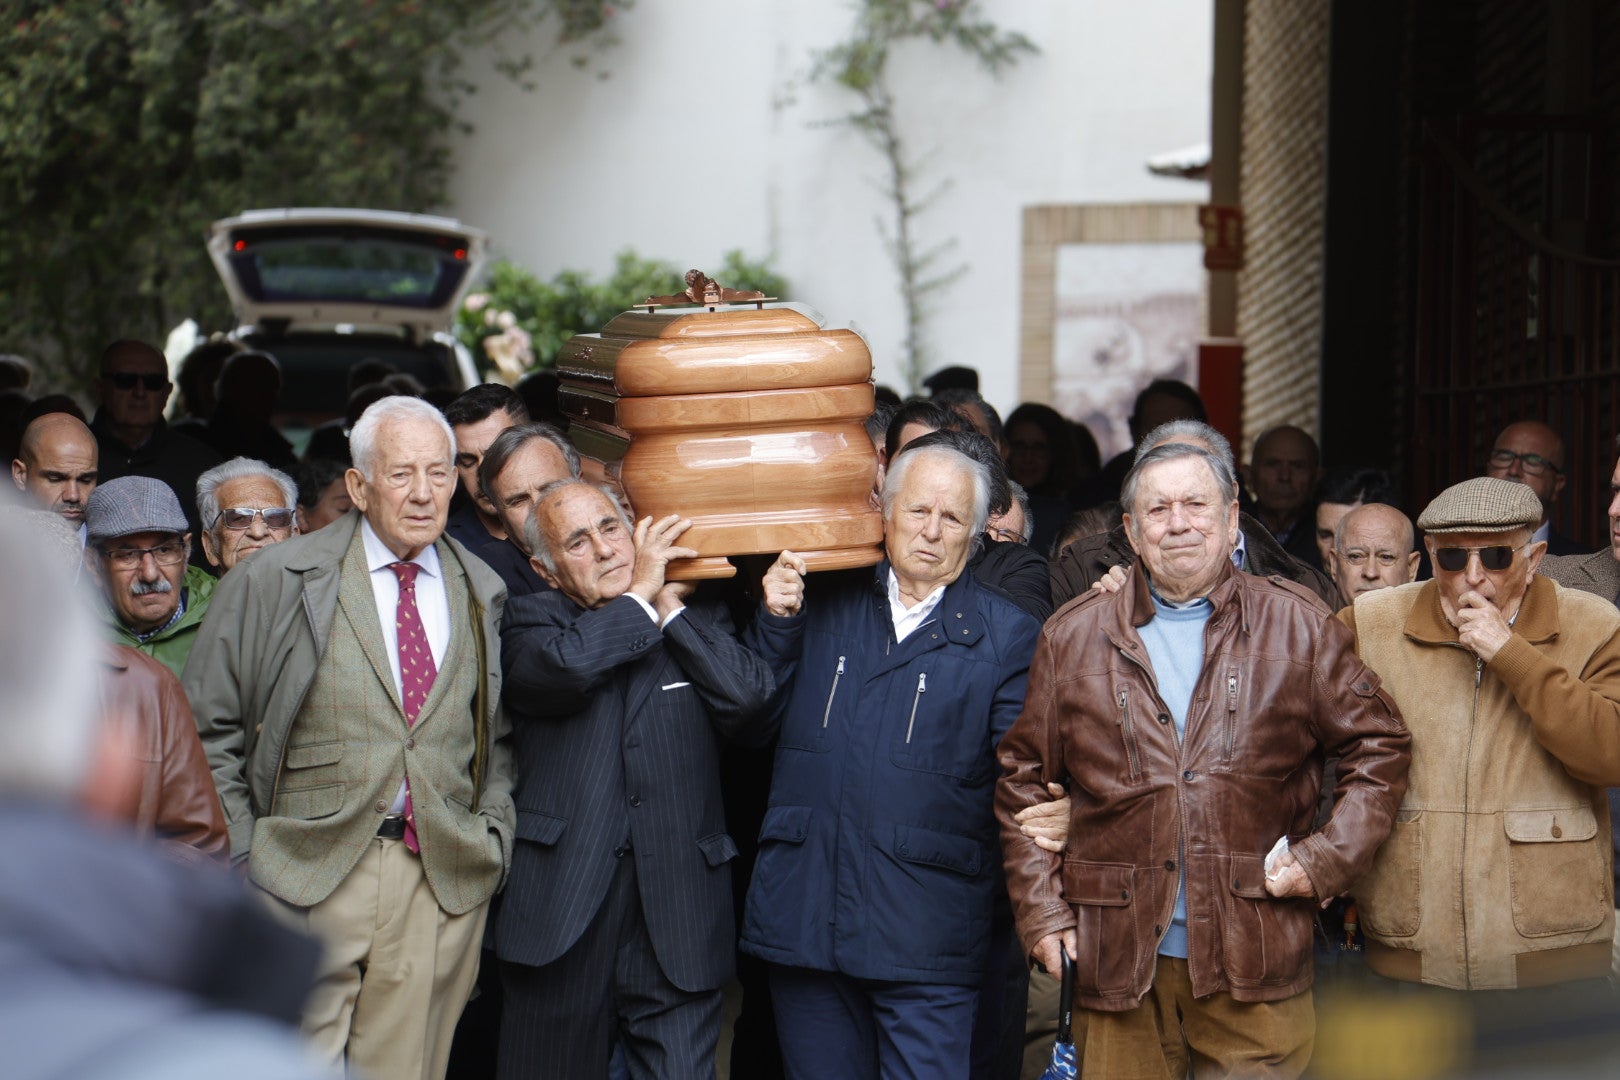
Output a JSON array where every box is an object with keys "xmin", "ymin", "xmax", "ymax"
[{"xmin": 495, "ymin": 479, "xmax": 775, "ymax": 1080}]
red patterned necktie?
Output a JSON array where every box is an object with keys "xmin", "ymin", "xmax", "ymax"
[{"xmin": 390, "ymin": 561, "xmax": 437, "ymax": 854}]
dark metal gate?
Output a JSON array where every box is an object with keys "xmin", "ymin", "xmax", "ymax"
[{"xmin": 1412, "ymin": 116, "xmax": 1617, "ymax": 548}]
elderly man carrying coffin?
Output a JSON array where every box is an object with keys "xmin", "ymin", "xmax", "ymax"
[
  {"xmin": 997, "ymin": 442, "xmax": 1410, "ymax": 1079},
  {"xmin": 742, "ymin": 444, "xmax": 1041, "ymax": 1080}
]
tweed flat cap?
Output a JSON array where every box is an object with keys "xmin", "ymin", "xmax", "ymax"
[
  {"xmin": 85, "ymin": 476, "xmax": 188, "ymax": 543},
  {"xmin": 1416, "ymin": 476, "xmax": 1542, "ymax": 535}
]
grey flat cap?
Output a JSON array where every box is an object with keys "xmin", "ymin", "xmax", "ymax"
[
  {"xmin": 1416, "ymin": 476, "xmax": 1542, "ymax": 535},
  {"xmin": 85, "ymin": 476, "xmax": 188, "ymax": 543}
]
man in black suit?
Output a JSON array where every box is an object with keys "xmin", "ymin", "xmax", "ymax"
[{"xmin": 495, "ymin": 480, "xmax": 774, "ymax": 1080}]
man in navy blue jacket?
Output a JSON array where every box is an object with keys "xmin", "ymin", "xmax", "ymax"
[{"xmin": 741, "ymin": 445, "xmax": 1040, "ymax": 1080}]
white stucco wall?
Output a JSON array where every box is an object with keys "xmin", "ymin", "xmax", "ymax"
[{"xmin": 445, "ymin": 0, "xmax": 1209, "ymax": 418}]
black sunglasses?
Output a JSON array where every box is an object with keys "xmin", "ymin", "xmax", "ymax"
[
  {"xmin": 1433, "ymin": 543, "xmax": 1528, "ymax": 573},
  {"xmin": 106, "ymin": 372, "xmax": 168, "ymax": 392}
]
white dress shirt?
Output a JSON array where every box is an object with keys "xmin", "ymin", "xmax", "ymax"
[{"xmin": 887, "ymin": 569, "xmax": 947, "ymax": 643}]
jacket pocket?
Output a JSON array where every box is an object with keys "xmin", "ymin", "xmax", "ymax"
[
  {"xmin": 1355, "ymin": 810, "xmax": 1423, "ymax": 939},
  {"xmin": 284, "ymin": 740, "xmax": 342, "ymax": 769},
  {"xmin": 1221, "ymin": 852, "xmax": 1313, "ymax": 987},
  {"xmin": 1503, "ymin": 806, "xmax": 1607, "ymax": 938},
  {"xmin": 868, "ymin": 825, "xmax": 989, "ymax": 964},
  {"xmin": 515, "ymin": 809, "xmax": 568, "ymax": 846},
  {"xmin": 1062, "ymin": 860, "xmax": 1140, "ymax": 995},
  {"xmin": 273, "ymin": 781, "xmax": 344, "ymax": 820},
  {"xmin": 697, "ymin": 831, "xmax": 740, "ymax": 868}
]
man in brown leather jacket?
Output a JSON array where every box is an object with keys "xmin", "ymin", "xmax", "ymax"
[
  {"xmin": 101, "ymin": 643, "xmax": 229, "ymax": 859},
  {"xmin": 998, "ymin": 441, "xmax": 1410, "ymax": 1078},
  {"xmin": 1049, "ymin": 420, "xmax": 1339, "ymax": 612}
]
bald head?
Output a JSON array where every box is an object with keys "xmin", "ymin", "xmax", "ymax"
[
  {"xmin": 11, "ymin": 414, "xmax": 98, "ymax": 525},
  {"xmin": 1331, "ymin": 502, "xmax": 1419, "ymax": 601},
  {"xmin": 1484, "ymin": 420, "xmax": 1565, "ymax": 519}
]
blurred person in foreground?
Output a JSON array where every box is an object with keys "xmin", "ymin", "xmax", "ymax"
[
  {"xmin": 184, "ymin": 396, "xmax": 517, "ymax": 1080},
  {"xmin": 741, "ymin": 445, "xmax": 1041, "ymax": 1079},
  {"xmin": 1344, "ymin": 478, "xmax": 1620, "ymax": 996},
  {"xmin": 196, "ymin": 457, "xmax": 299, "ymax": 574},
  {"xmin": 85, "ymin": 475, "xmax": 215, "ymax": 680},
  {"xmin": 0, "ymin": 499, "xmax": 331, "ymax": 1080},
  {"xmin": 998, "ymin": 441, "xmax": 1409, "ymax": 1078}
]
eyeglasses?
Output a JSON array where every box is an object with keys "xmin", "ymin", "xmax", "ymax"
[
  {"xmin": 101, "ymin": 539, "xmax": 186, "ymax": 570},
  {"xmin": 987, "ymin": 526, "xmax": 1026, "ymax": 545},
  {"xmin": 1432, "ymin": 542, "xmax": 1530, "ymax": 573},
  {"xmin": 105, "ymin": 372, "xmax": 169, "ymax": 392},
  {"xmin": 1487, "ymin": 448, "xmax": 1560, "ymax": 476},
  {"xmin": 215, "ymin": 507, "xmax": 296, "ymax": 531}
]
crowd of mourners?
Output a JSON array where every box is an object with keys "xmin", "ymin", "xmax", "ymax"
[{"xmin": 1, "ymin": 341, "xmax": 1618, "ymax": 1080}]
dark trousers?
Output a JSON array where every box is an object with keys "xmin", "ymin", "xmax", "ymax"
[
  {"xmin": 769, "ymin": 964, "xmax": 979, "ymax": 1080},
  {"xmin": 497, "ymin": 856, "xmax": 721, "ymax": 1080}
]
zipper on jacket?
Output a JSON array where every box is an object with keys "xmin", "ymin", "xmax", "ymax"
[
  {"xmin": 904, "ymin": 672, "xmax": 927, "ymax": 743},
  {"xmin": 822, "ymin": 655, "xmax": 846, "ymax": 729},
  {"xmin": 1116, "ymin": 688, "xmax": 1143, "ymax": 781},
  {"xmin": 1224, "ymin": 673, "xmax": 1239, "ymax": 761}
]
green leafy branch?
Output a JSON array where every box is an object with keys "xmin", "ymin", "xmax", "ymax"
[{"xmin": 811, "ymin": 0, "xmax": 1035, "ymax": 394}]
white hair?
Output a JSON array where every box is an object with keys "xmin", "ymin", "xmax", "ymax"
[
  {"xmin": 881, "ymin": 445, "xmax": 992, "ymax": 536},
  {"xmin": 349, "ymin": 396, "xmax": 455, "ymax": 480},
  {"xmin": 523, "ymin": 480, "xmax": 631, "ymax": 575},
  {"xmin": 0, "ymin": 499, "xmax": 103, "ymax": 800},
  {"xmin": 196, "ymin": 457, "xmax": 298, "ymax": 532}
]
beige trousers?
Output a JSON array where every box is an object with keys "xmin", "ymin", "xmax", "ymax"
[
  {"xmin": 1082, "ymin": 956, "xmax": 1314, "ymax": 1080},
  {"xmin": 265, "ymin": 836, "xmax": 488, "ymax": 1080}
]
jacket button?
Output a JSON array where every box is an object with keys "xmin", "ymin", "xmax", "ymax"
[
  {"xmin": 956, "ymin": 612, "xmax": 963, "ymax": 618},
  {"xmin": 1164, "ymin": 860, "xmax": 1176, "ymax": 872},
  {"xmin": 374, "ymin": 800, "xmax": 388, "ymax": 813},
  {"xmin": 1183, "ymin": 770, "xmax": 1195, "ymax": 781},
  {"xmin": 406, "ymin": 738, "xmax": 415, "ymax": 750},
  {"xmin": 1356, "ymin": 682, "xmax": 1370, "ymax": 693},
  {"xmin": 630, "ymin": 794, "xmax": 641, "ymax": 807},
  {"xmin": 1157, "ymin": 713, "xmax": 1170, "ymax": 725},
  {"xmin": 614, "ymin": 846, "xmax": 628, "ymax": 858},
  {"xmin": 1551, "ymin": 824, "xmax": 1563, "ymax": 838},
  {"xmin": 1120, "ymin": 890, "xmax": 1129, "ymax": 900},
  {"xmin": 1234, "ymin": 880, "xmax": 1242, "ymax": 890},
  {"xmin": 1154, "ymin": 924, "xmax": 1163, "ymax": 936}
]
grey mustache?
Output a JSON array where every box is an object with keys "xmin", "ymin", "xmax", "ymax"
[{"xmin": 130, "ymin": 577, "xmax": 174, "ymax": 596}]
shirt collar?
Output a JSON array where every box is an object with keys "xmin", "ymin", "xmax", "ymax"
[
  {"xmin": 360, "ymin": 517, "xmax": 442, "ymax": 578},
  {"xmin": 1231, "ymin": 527, "xmax": 1248, "ymax": 571}
]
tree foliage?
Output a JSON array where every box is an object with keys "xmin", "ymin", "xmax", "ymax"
[
  {"xmin": 457, "ymin": 249, "xmax": 790, "ymax": 379},
  {"xmin": 811, "ymin": 0, "xmax": 1035, "ymax": 394},
  {"xmin": 0, "ymin": 0, "xmax": 628, "ymax": 388}
]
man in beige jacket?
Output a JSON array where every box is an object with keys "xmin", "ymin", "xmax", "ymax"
[
  {"xmin": 1340, "ymin": 477, "xmax": 1620, "ymax": 991},
  {"xmin": 185, "ymin": 396, "xmax": 515, "ymax": 1080}
]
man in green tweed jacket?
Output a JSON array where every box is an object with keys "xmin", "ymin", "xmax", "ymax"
[{"xmin": 184, "ymin": 396, "xmax": 516, "ymax": 1080}]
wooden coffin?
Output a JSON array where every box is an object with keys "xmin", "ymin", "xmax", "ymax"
[{"xmin": 557, "ymin": 303, "xmax": 883, "ymax": 579}]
